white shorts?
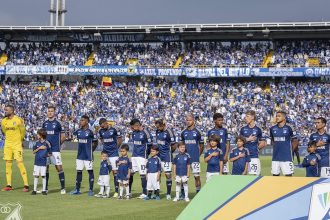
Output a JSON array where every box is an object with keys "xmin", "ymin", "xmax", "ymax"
[
  {"xmin": 191, "ymin": 162, "xmax": 201, "ymax": 176},
  {"xmin": 161, "ymin": 161, "xmax": 172, "ymax": 173},
  {"xmin": 249, "ymin": 158, "xmax": 261, "ymax": 175},
  {"xmin": 223, "ymin": 161, "xmax": 230, "ymax": 174},
  {"xmin": 108, "ymin": 157, "xmax": 119, "ymax": 171},
  {"xmin": 33, "ymin": 165, "xmax": 47, "ymax": 176},
  {"xmin": 175, "ymin": 176, "xmax": 188, "ymax": 183},
  {"xmin": 76, "ymin": 159, "xmax": 93, "ymax": 171},
  {"xmin": 271, "ymin": 161, "xmax": 294, "ymax": 175},
  {"xmin": 97, "ymin": 175, "xmax": 110, "ymax": 186},
  {"xmin": 118, "ymin": 180, "xmax": 129, "ymax": 185},
  {"xmin": 320, "ymin": 167, "xmax": 330, "ymax": 178},
  {"xmin": 131, "ymin": 157, "xmax": 147, "ymax": 175},
  {"xmin": 47, "ymin": 152, "xmax": 63, "ymax": 166},
  {"xmin": 147, "ymin": 173, "xmax": 160, "ymax": 190},
  {"xmin": 206, "ymin": 172, "xmax": 219, "ymax": 182}
]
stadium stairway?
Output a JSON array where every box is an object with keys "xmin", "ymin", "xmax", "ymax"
[
  {"xmin": 84, "ymin": 52, "xmax": 95, "ymax": 66},
  {"xmin": 125, "ymin": 58, "xmax": 139, "ymax": 65},
  {"xmin": 307, "ymin": 58, "xmax": 320, "ymax": 67},
  {"xmin": 177, "ymin": 176, "xmax": 330, "ymax": 220},
  {"xmin": 262, "ymin": 50, "xmax": 274, "ymax": 67},
  {"xmin": 173, "ymin": 54, "xmax": 184, "ymax": 68},
  {"xmin": 0, "ymin": 53, "xmax": 8, "ymax": 65}
]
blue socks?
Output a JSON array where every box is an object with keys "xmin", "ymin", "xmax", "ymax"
[
  {"xmin": 58, "ymin": 171, "xmax": 65, "ymax": 190},
  {"xmin": 76, "ymin": 170, "xmax": 82, "ymax": 191},
  {"xmin": 88, "ymin": 170, "xmax": 94, "ymax": 191},
  {"xmin": 141, "ymin": 175, "xmax": 147, "ymax": 195},
  {"xmin": 114, "ymin": 173, "xmax": 119, "ymax": 193}
]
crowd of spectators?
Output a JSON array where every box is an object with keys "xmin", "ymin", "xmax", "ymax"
[
  {"xmin": 181, "ymin": 42, "xmax": 269, "ymax": 67},
  {"xmin": 93, "ymin": 43, "xmax": 181, "ymax": 66},
  {"xmin": 0, "ymin": 78, "xmax": 328, "ymax": 146},
  {"xmin": 270, "ymin": 40, "xmax": 330, "ymax": 67},
  {"xmin": 2, "ymin": 40, "xmax": 330, "ymax": 67},
  {"xmin": 5, "ymin": 43, "xmax": 92, "ymax": 66}
]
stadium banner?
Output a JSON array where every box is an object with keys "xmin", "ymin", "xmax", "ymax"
[
  {"xmin": 68, "ymin": 66, "xmax": 132, "ymax": 76},
  {"xmin": 72, "ymin": 34, "xmax": 145, "ymax": 42},
  {"xmin": 3, "ymin": 66, "xmax": 330, "ymax": 77},
  {"xmin": 137, "ymin": 67, "xmax": 184, "ymax": 76},
  {"xmin": 5, "ymin": 65, "xmax": 68, "ymax": 75},
  {"xmin": 304, "ymin": 67, "xmax": 330, "ymax": 77},
  {"xmin": 252, "ymin": 68, "xmax": 305, "ymax": 77},
  {"xmin": 185, "ymin": 67, "xmax": 251, "ymax": 78},
  {"xmin": 0, "ymin": 66, "xmax": 5, "ymax": 74}
]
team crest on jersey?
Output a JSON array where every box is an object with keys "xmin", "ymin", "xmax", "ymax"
[
  {"xmin": 13, "ymin": 122, "xmax": 16, "ymax": 125},
  {"xmin": 85, "ymin": 132, "xmax": 89, "ymax": 137},
  {"xmin": 140, "ymin": 134, "xmax": 143, "ymax": 138},
  {"xmin": 53, "ymin": 124, "xmax": 56, "ymax": 128}
]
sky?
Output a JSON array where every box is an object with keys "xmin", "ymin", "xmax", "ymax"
[{"xmin": 0, "ymin": 0, "xmax": 329, "ymax": 26}]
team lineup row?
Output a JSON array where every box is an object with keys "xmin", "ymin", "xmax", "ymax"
[{"xmin": 1, "ymin": 105, "xmax": 329, "ymax": 201}]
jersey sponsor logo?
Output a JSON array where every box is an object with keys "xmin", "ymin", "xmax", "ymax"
[
  {"xmin": 104, "ymin": 138, "xmax": 114, "ymax": 142},
  {"xmin": 78, "ymin": 139, "xmax": 88, "ymax": 143},
  {"xmin": 5, "ymin": 127, "xmax": 16, "ymax": 131},
  {"xmin": 157, "ymin": 140, "xmax": 166, "ymax": 145},
  {"xmin": 47, "ymin": 131, "xmax": 55, "ymax": 135},
  {"xmin": 185, "ymin": 140, "xmax": 197, "ymax": 144},
  {"xmin": 274, "ymin": 137, "xmax": 286, "ymax": 142},
  {"xmin": 134, "ymin": 141, "xmax": 142, "ymax": 145}
]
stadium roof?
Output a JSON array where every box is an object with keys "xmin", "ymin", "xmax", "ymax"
[{"xmin": 1, "ymin": 21, "xmax": 330, "ymax": 42}]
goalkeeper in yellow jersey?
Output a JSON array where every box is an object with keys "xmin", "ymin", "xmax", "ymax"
[{"xmin": 1, "ymin": 105, "xmax": 29, "ymax": 192}]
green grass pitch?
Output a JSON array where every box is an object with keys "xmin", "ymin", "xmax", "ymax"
[{"xmin": 0, "ymin": 150, "xmax": 305, "ymax": 220}]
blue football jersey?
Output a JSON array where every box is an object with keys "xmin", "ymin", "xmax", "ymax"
[
  {"xmin": 204, "ymin": 148, "xmax": 224, "ymax": 173},
  {"xmin": 207, "ymin": 127, "xmax": 230, "ymax": 154},
  {"xmin": 74, "ymin": 128, "xmax": 96, "ymax": 161},
  {"xmin": 240, "ymin": 125, "xmax": 265, "ymax": 158},
  {"xmin": 173, "ymin": 152, "xmax": 191, "ymax": 176},
  {"xmin": 230, "ymin": 147, "xmax": 251, "ymax": 175},
  {"xmin": 99, "ymin": 127, "xmax": 121, "ymax": 157},
  {"xmin": 156, "ymin": 128, "xmax": 176, "ymax": 162},
  {"xmin": 116, "ymin": 156, "xmax": 132, "ymax": 181},
  {"xmin": 42, "ymin": 119, "xmax": 64, "ymax": 153},
  {"xmin": 309, "ymin": 132, "xmax": 330, "ymax": 167},
  {"xmin": 33, "ymin": 140, "xmax": 51, "ymax": 166},
  {"xmin": 181, "ymin": 128, "xmax": 204, "ymax": 163},
  {"xmin": 302, "ymin": 153, "xmax": 321, "ymax": 177},
  {"xmin": 99, "ymin": 160, "xmax": 112, "ymax": 175},
  {"xmin": 146, "ymin": 156, "xmax": 162, "ymax": 173},
  {"xmin": 131, "ymin": 129, "xmax": 152, "ymax": 158},
  {"xmin": 270, "ymin": 124, "xmax": 297, "ymax": 162}
]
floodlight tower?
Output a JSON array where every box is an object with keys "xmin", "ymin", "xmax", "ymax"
[{"xmin": 49, "ymin": 0, "xmax": 67, "ymax": 26}]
